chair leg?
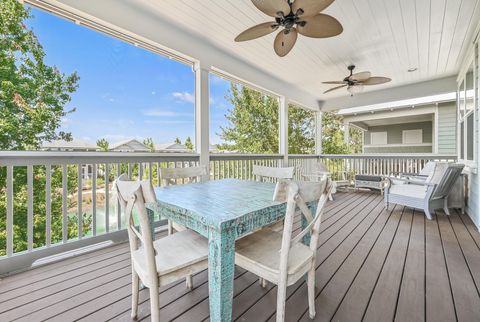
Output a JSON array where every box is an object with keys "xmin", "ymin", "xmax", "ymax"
[
  {"xmin": 186, "ymin": 274, "xmax": 193, "ymax": 290},
  {"xmin": 259, "ymin": 277, "xmax": 267, "ymax": 288},
  {"xmin": 131, "ymin": 270, "xmax": 139, "ymax": 320},
  {"xmin": 443, "ymin": 199, "xmax": 451, "ymax": 216},
  {"xmin": 276, "ymin": 282, "xmax": 287, "ymax": 322},
  {"xmin": 168, "ymin": 220, "xmax": 173, "ymax": 235},
  {"xmin": 149, "ymin": 282, "xmax": 160, "ymax": 322},
  {"xmin": 307, "ymin": 267, "xmax": 316, "ymax": 319},
  {"xmin": 328, "ymin": 193, "xmax": 334, "ymax": 201},
  {"xmin": 424, "ymin": 208, "xmax": 433, "ymax": 220}
]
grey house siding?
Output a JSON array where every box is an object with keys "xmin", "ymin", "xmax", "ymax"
[
  {"xmin": 364, "ymin": 121, "xmax": 432, "ymax": 153},
  {"xmin": 437, "ymin": 102, "xmax": 457, "ymax": 154}
]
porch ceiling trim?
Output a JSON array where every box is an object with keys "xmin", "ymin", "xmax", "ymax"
[{"xmin": 36, "ymin": 0, "xmax": 320, "ymax": 109}]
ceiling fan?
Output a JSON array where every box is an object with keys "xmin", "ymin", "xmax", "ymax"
[
  {"xmin": 323, "ymin": 65, "xmax": 392, "ymax": 95},
  {"xmin": 235, "ymin": 0, "xmax": 343, "ymax": 57}
]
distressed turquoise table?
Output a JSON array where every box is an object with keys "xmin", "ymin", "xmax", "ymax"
[{"xmin": 146, "ymin": 179, "xmax": 289, "ymax": 322}]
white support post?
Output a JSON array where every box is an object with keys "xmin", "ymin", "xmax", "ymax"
[
  {"xmin": 194, "ymin": 63, "xmax": 210, "ymax": 181},
  {"xmin": 315, "ymin": 111, "xmax": 323, "ymax": 155},
  {"xmin": 344, "ymin": 123, "xmax": 350, "ymax": 145},
  {"xmin": 279, "ymin": 96, "xmax": 289, "ymax": 166}
]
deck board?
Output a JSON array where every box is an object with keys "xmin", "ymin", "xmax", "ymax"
[{"xmin": 1, "ymin": 192, "xmax": 479, "ymax": 322}]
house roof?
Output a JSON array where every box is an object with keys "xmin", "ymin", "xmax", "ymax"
[
  {"xmin": 41, "ymin": 138, "xmax": 98, "ymax": 150},
  {"xmin": 109, "ymin": 139, "xmax": 150, "ymax": 151},
  {"xmin": 155, "ymin": 142, "xmax": 190, "ymax": 152}
]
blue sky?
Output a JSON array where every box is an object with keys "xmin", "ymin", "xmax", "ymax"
[{"xmin": 26, "ymin": 6, "xmax": 233, "ymax": 146}]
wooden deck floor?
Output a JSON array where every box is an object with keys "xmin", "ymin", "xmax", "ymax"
[{"xmin": 1, "ymin": 191, "xmax": 480, "ymax": 322}]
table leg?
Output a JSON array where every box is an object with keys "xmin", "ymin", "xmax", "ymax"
[{"xmin": 208, "ymin": 228, "xmax": 236, "ymax": 322}]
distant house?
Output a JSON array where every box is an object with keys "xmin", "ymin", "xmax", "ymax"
[
  {"xmin": 155, "ymin": 142, "xmax": 191, "ymax": 153},
  {"xmin": 340, "ymin": 95, "xmax": 457, "ymax": 154},
  {"xmin": 109, "ymin": 139, "xmax": 150, "ymax": 152},
  {"xmin": 41, "ymin": 138, "xmax": 98, "ymax": 151}
]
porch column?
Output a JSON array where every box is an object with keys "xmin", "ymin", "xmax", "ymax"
[
  {"xmin": 344, "ymin": 122, "xmax": 350, "ymax": 144},
  {"xmin": 315, "ymin": 111, "xmax": 323, "ymax": 154},
  {"xmin": 194, "ymin": 63, "xmax": 210, "ymax": 181},
  {"xmin": 278, "ymin": 96, "xmax": 289, "ymax": 166}
]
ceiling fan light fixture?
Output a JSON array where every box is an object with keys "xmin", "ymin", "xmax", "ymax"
[{"xmin": 347, "ymin": 84, "xmax": 363, "ymax": 95}]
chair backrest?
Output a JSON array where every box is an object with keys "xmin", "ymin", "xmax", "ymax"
[
  {"xmin": 431, "ymin": 163, "xmax": 464, "ymax": 199},
  {"xmin": 252, "ymin": 165, "xmax": 295, "ymax": 182},
  {"xmin": 273, "ymin": 177, "xmax": 331, "ymax": 279},
  {"xmin": 159, "ymin": 166, "xmax": 207, "ymax": 186},
  {"xmin": 113, "ymin": 174, "xmax": 158, "ymax": 277},
  {"xmin": 420, "ymin": 161, "xmax": 436, "ymax": 177},
  {"xmin": 314, "ymin": 161, "xmax": 330, "ymax": 173}
]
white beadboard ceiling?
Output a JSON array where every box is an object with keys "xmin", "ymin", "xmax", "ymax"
[
  {"xmin": 50, "ymin": 0, "xmax": 480, "ymax": 105},
  {"xmin": 134, "ymin": 0, "xmax": 480, "ymax": 100}
]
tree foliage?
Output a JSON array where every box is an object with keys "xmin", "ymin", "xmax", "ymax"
[
  {"xmin": 184, "ymin": 136, "xmax": 193, "ymax": 150},
  {"xmin": 0, "ymin": 0, "xmax": 79, "ymax": 150},
  {"xmin": 96, "ymin": 138, "xmax": 109, "ymax": 152},
  {"xmin": 143, "ymin": 137, "xmax": 155, "ymax": 152},
  {"xmin": 0, "ymin": 1, "xmax": 86, "ymax": 256},
  {"xmin": 217, "ymin": 83, "xmax": 362, "ymax": 154}
]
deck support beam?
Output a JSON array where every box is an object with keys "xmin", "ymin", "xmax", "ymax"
[
  {"xmin": 315, "ymin": 111, "xmax": 323, "ymax": 154},
  {"xmin": 194, "ymin": 64, "xmax": 210, "ymax": 181}
]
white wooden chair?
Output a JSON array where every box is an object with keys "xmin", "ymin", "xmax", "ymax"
[
  {"xmin": 384, "ymin": 163, "xmax": 464, "ymax": 219},
  {"xmin": 114, "ymin": 174, "xmax": 208, "ymax": 322},
  {"xmin": 235, "ymin": 178, "xmax": 331, "ymax": 322},
  {"xmin": 302, "ymin": 161, "xmax": 349, "ymax": 200},
  {"xmin": 159, "ymin": 166, "xmax": 207, "ymax": 235},
  {"xmin": 252, "ymin": 165, "xmax": 295, "ymax": 182}
]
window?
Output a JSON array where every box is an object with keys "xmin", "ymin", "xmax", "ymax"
[
  {"xmin": 370, "ymin": 132, "xmax": 387, "ymax": 145},
  {"xmin": 402, "ymin": 129, "xmax": 423, "ymax": 144},
  {"xmin": 457, "ymin": 47, "xmax": 477, "ymax": 166}
]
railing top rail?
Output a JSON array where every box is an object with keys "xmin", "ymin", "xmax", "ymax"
[
  {"xmin": 318, "ymin": 153, "xmax": 458, "ymax": 160},
  {"xmin": 209, "ymin": 154, "xmax": 284, "ymax": 160},
  {"xmin": 0, "ymin": 151, "xmax": 200, "ymax": 166}
]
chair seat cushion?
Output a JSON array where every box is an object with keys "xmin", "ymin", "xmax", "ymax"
[
  {"xmin": 132, "ymin": 229, "xmax": 208, "ymax": 277},
  {"xmin": 389, "ymin": 183, "xmax": 427, "ymax": 199},
  {"xmin": 355, "ymin": 175, "xmax": 383, "ymax": 182},
  {"xmin": 235, "ymin": 228, "xmax": 313, "ymax": 284}
]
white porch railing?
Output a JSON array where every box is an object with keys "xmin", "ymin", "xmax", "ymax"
[{"xmin": 0, "ymin": 152, "xmax": 457, "ymax": 275}]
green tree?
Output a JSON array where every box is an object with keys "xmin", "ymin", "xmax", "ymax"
[
  {"xmin": 184, "ymin": 136, "xmax": 194, "ymax": 150},
  {"xmin": 288, "ymin": 104, "xmax": 315, "ymax": 154},
  {"xmin": 321, "ymin": 112, "xmax": 362, "ymax": 154},
  {"xmin": 96, "ymin": 138, "xmax": 109, "ymax": 152},
  {"xmin": 0, "ymin": 1, "xmax": 86, "ymax": 256},
  {"xmin": 143, "ymin": 137, "xmax": 155, "ymax": 152},
  {"xmin": 0, "ymin": 0, "xmax": 79, "ymax": 150},
  {"xmin": 174, "ymin": 137, "xmax": 181, "ymax": 144},
  {"xmin": 219, "ymin": 84, "xmax": 279, "ymax": 153}
]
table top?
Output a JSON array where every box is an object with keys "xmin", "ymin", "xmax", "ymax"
[{"xmin": 149, "ymin": 179, "xmax": 284, "ymax": 230}]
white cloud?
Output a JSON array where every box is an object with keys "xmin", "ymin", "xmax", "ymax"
[
  {"xmin": 151, "ymin": 91, "xmax": 156, "ymax": 95},
  {"xmin": 172, "ymin": 91, "xmax": 195, "ymax": 104},
  {"xmin": 142, "ymin": 109, "xmax": 192, "ymax": 117},
  {"xmin": 61, "ymin": 117, "xmax": 72, "ymax": 128},
  {"xmin": 144, "ymin": 120, "xmax": 191, "ymax": 125}
]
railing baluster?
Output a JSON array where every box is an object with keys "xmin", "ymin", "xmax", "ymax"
[
  {"xmin": 77, "ymin": 164, "xmax": 83, "ymax": 239},
  {"xmin": 27, "ymin": 165, "xmax": 33, "ymax": 251},
  {"xmin": 6, "ymin": 166, "xmax": 13, "ymax": 256},
  {"xmin": 105, "ymin": 163, "xmax": 110, "ymax": 233},
  {"xmin": 62, "ymin": 164, "xmax": 68, "ymax": 243},
  {"xmin": 46, "ymin": 164, "xmax": 52, "ymax": 247},
  {"xmin": 116, "ymin": 163, "xmax": 121, "ymax": 229},
  {"xmin": 92, "ymin": 164, "xmax": 97, "ymax": 236}
]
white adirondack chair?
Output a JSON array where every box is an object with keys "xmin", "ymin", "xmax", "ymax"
[
  {"xmin": 235, "ymin": 178, "xmax": 331, "ymax": 322},
  {"xmin": 390, "ymin": 160, "xmax": 436, "ymax": 184},
  {"xmin": 114, "ymin": 174, "xmax": 208, "ymax": 322},
  {"xmin": 252, "ymin": 165, "xmax": 295, "ymax": 182},
  {"xmin": 159, "ymin": 166, "xmax": 208, "ymax": 235},
  {"xmin": 384, "ymin": 163, "xmax": 464, "ymax": 219}
]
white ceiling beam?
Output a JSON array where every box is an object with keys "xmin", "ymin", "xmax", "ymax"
[
  {"xmin": 343, "ymin": 106, "xmax": 436, "ymax": 124},
  {"xmin": 42, "ymin": 0, "xmax": 320, "ymax": 109},
  {"xmin": 319, "ymin": 76, "xmax": 457, "ymax": 112}
]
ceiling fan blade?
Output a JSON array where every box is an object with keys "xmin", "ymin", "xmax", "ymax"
[
  {"xmin": 235, "ymin": 22, "xmax": 279, "ymax": 42},
  {"xmin": 322, "ymin": 81, "xmax": 347, "ymax": 84},
  {"xmin": 362, "ymin": 76, "xmax": 392, "ymax": 85},
  {"xmin": 349, "ymin": 71, "xmax": 371, "ymax": 82},
  {"xmin": 293, "ymin": 0, "xmax": 335, "ymax": 17},
  {"xmin": 297, "ymin": 14, "xmax": 343, "ymax": 38},
  {"xmin": 323, "ymin": 84, "xmax": 347, "ymax": 94},
  {"xmin": 274, "ymin": 28, "xmax": 298, "ymax": 57},
  {"xmin": 251, "ymin": 0, "xmax": 291, "ymax": 17}
]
